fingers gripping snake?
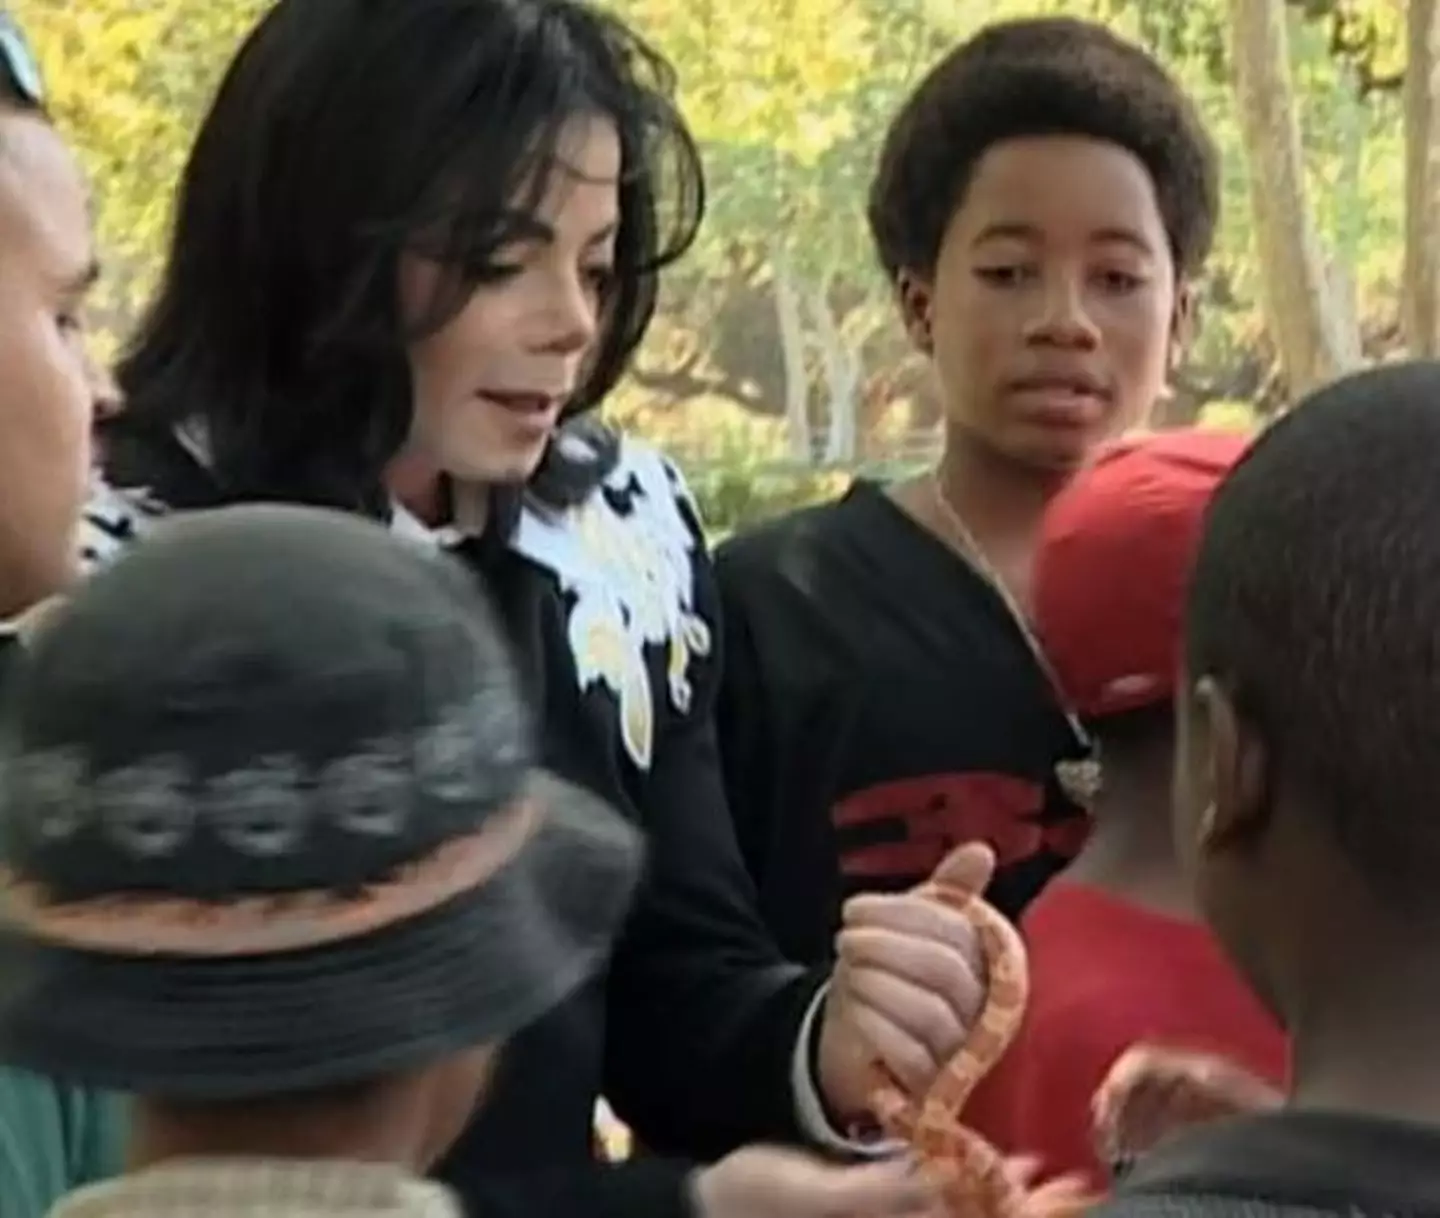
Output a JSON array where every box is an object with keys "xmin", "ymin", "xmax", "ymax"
[{"xmin": 866, "ymin": 876, "xmax": 1099, "ymax": 1218}]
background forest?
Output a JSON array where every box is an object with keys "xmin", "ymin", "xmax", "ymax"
[{"xmin": 20, "ymin": 0, "xmax": 1426, "ymax": 532}]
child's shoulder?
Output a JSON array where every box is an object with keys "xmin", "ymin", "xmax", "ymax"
[
  {"xmin": 1022, "ymin": 881, "xmax": 1203, "ymax": 966},
  {"xmin": 1017, "ymin": 884, "xmax": 1210, "ymax": 1062},
  {"xmin": 1022, "ymin": 881, "xmax": 1149, "ymax": 960}
]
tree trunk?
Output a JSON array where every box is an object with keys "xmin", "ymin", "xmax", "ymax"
[
  {"xmin": 1228, "ymin": 0, "xmax": 1360, "ymax": 399},
  {"xmin": 771, "ymin": 250, "xmax": 813, "ymax": 462},
  {"xmin": 812, "ymin": 277, "xmax": 861, "ymax": 464},
  {"xmin": 1404, "ymin": 0, "xmax": 1440, "ymax": 356}
]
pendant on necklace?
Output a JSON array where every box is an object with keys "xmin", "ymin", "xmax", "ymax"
[{"xmin": 1057, "ymin": 756, "xmax": 1102, "ymax": 808}]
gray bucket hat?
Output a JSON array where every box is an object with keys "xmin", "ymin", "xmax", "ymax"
[{"xmin": 0, "ymin": 503, "xmax": 643, "ymax": 1099}]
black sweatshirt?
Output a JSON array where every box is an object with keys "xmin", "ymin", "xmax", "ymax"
[
  {"xmin": 1093, "ymin": 1109, "xmax": 1440, "ymax": 1218},
  {"xmin": 82, "ymin": 421, "xmax": 837, "ymax": 1218},
  {"xmin": 715, "ymin": 481, "xmax": 1090, "ymax": 965}
]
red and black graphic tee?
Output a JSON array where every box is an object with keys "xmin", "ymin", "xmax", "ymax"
[{"xmin": 715, "ymin": 480, "xmax": 1090, "ymax": 964}]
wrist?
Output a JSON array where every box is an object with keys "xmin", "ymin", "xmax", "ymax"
[{"xmin": 814, "ymin": 1003, "xmax": 868, "ymax": 1128}]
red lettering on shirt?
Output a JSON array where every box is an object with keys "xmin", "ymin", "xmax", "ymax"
[{"xmin": 832, "ymin": 772, "xmax": 1083, "ymax": 881}]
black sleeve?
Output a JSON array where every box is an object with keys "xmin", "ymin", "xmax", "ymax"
[
  {"xmin": 453, "ymin": 1158, "xmax": 697, "ymax": 1218},
  {"xmin": 601, "ymin": 513, "xmax": 827, "ymax": 1161},
  {"xmin": 712, "ymin": 541, "xmax": 780, "ymax": 884}
]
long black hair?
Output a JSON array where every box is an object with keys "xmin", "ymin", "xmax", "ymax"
[{"xmin": 115, "ymin": 0, "xmax": 704, "ymax": 520}]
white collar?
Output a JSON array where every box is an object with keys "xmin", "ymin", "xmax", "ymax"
[
  {"xmin": 47, "ymin": 1158, "xmax": 463, "ymax": 1218},
  {"xmin": 175, "ymin": 419, "xmax": 485, "ymax": 550}
]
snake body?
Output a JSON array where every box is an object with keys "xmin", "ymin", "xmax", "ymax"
[{"xmin": 868, "ymin": 877, "xmax": 1098, "ymax": 1218}]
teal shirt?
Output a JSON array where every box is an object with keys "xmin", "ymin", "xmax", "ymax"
[
  {"xmin": 0, "ymin": 1070, "xmax": 126, "ymax": 1217},
  {"xmin": 0, "ymin": 639, "xmax": 129, "ymax": 1213}
]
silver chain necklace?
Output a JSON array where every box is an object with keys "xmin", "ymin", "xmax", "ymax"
[{"xmin": 928, "ymin": 472, "xmax": 1101, "ymax": 806}]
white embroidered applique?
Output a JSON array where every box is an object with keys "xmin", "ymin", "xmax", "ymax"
[
  {"xmin": 512, "ymin": 440, "xmax": 713, "ymax": 772},
  {"xmin": 93, "ymin": 756, "xmax": 197, "ymax": 858},
  {"xmin": 10, "ymin": 747, "xmax": 90, "ymax": 841},
  {"xmin": 205, "ymin": 754, "xmax": 311, "ymax": 857},
  {"xmin": 80, "ymin": 476, "xmax": 169, "ymax": 572},
  {"xmin": 317, "ymin": 738, "xmax": 415, "ymax": 838},
  {"xmin": 77, "ymin": 437, "xmax": 714, "ymax": 776},
  {"xmin": 4, "ymin": 695, "xmax": 523, "ymax": 860},
  {"xmin": 415, "ymin": 687, "xmax": 524, "ymax": 802}
]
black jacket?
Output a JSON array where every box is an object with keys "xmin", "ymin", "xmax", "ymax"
[
  {"xmin": 1093, "ymin": 1109, "xmax": 1440, "ymax": 1218},
  {"xmin": 715, "ymin": 481, "xmax": 1089, "ymax": 964},
  {"xmin": 84, "ymin": 420, "xmax": 831, "ymax": 1218}
]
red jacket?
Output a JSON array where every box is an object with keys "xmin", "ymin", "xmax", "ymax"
[{"xmin": 963, "ymin": 881, "xmax": 1288, "ymax": 1189}]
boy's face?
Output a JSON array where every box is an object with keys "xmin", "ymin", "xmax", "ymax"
[
  {"xmin": 898, "ymin": 134, "xmax": 1185, "ymax": 474},
  {"xmin": 0, "ymin": 111, "xmax": 116, "ymax": 620},
  {"xmin": 419, "ymin": 1043, "xmax": 498, "ymax": 1167}
]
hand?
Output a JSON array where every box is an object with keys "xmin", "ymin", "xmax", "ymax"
[
  {"xmin": 1002, "ymin": 1156, "xmax": 1103, "ymax": 1218},
  {"xmin": 816, "ymin": 843, "xmax": 993, "ymax": 1124},
  {"xmin": 1092, "ymin": 1044, "xmax": 1283, "ymax": 1165},
  {"xmin": 690, "ymin": 1146, "xmax": 948, "ymax": 1218}
]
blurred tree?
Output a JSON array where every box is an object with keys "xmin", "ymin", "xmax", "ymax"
[
  {"xmin": 1403, "ymin": 0, "xmax": 1440, "ymax": 354},
  {"xmin": 15, "ymin": 0, "xmax": 268, "ymax": 350},
  {"xmin": 1228, "ymin": 0, "xmax": 1362, "ymax": 397},
  {"xmin": 15, "ymin": 0, "xmax": 1418, "ymax": 486}
]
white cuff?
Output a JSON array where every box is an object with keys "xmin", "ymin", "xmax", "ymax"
[{"xmin": 790, "ymin": 980, "xmax": 907, "ymax": 1158}]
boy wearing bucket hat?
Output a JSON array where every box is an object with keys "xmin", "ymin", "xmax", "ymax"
[
  {"xmin": 0, "ymin": 503, "xmax": 646, "ymax": 1217},
  {"xmin": 960, "ymin": 428, "xmax": 1287, "ymax": 1187}
]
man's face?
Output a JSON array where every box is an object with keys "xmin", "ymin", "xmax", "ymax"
[
  {"xmin": 400, "ymin": 116, "xmax": 620, "ymax": 489},
  {"xmin": 0, "ymin": 111, "xmax": 114, "ymax": 620}
]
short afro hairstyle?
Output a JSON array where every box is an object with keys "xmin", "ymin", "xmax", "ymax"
[
  {"xmin": 867, "ymin": 16, "xmax": 1219, "ymax": 284},
  {"xmin": 1187, "ymin": 361, "xmax": 1440, "ymax": 911}
]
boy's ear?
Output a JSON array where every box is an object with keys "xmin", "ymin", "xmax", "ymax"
[
  {"xmin": 1196, "ymin": 677, "xmax": 1272, "ymax": 851},
  {"xmin": 896, "ymin": 270, "xmax": 934, "ymax": 354},
  {"xmin": 1169, "ymin": 283, "xmax": 1196, "ymax": 373}
]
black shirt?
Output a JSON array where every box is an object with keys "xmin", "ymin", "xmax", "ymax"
[
  {"xmin": 715, "ymin": 480, "xmax": 1089, "ymax": 964},
  {"xmin": 1095, "ymin": 1109, "xmax": 1440, "ymax": 1218},
  {"xmin": 84, "ymin": 420, "xmax": 829, "ymax": 1218}
]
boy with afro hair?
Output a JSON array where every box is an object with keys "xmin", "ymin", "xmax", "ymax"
[{"xmin": 717, "ymin": 17, "xmax": 1221, "ymax": 970}]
